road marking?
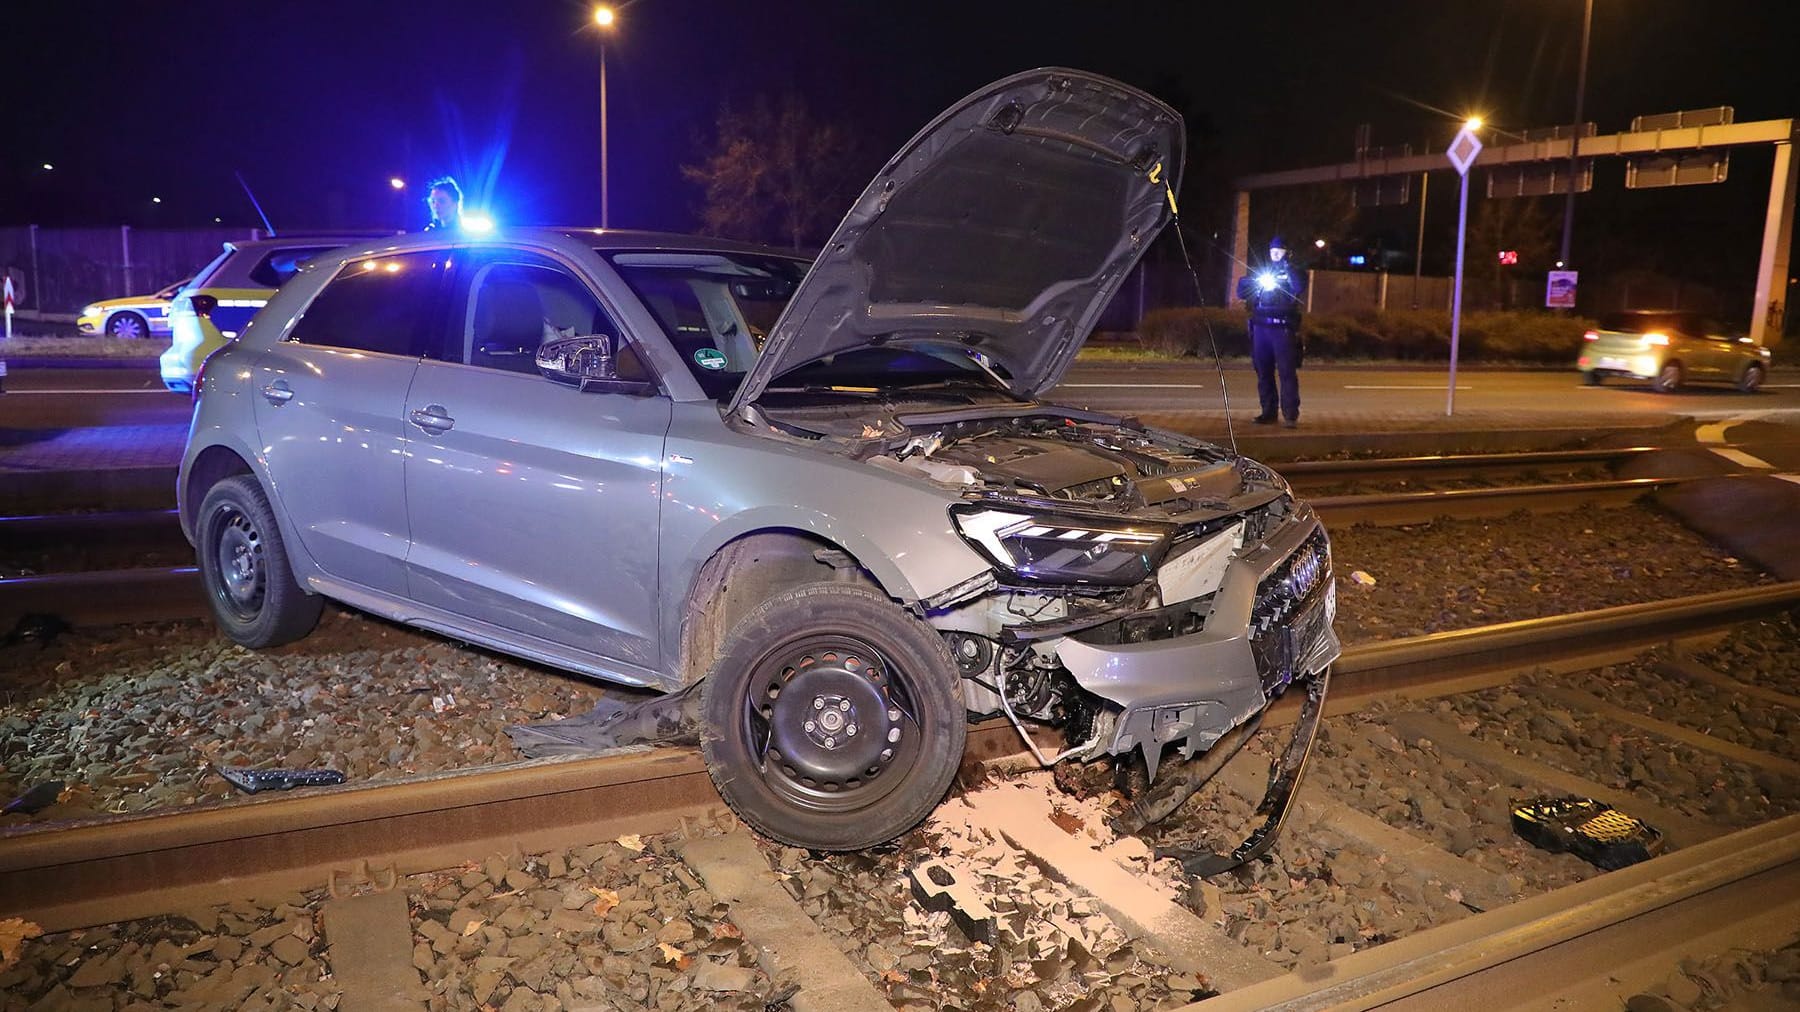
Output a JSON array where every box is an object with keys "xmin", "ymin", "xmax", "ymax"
[
  {"xmin": 1, "ymin": 388, "xmax": 171, "ymax": 394},
  {"xmin": 1342, "ymin": 384, "xmax": 1472, "ymax": 390},
  {"xmin": 1698, "ymin": 414, "xmax": 1775, "ymax": 469},
  {"xmin": 1061, "ymin": 383, "xmax": 1214, "ymax": 389},
  {"xmin": 1778, "ymin": 473, "xmax": 1800, "ymax": 486}
]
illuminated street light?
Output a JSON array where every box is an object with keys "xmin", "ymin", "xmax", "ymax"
[
  {"xmin": 151, "ymin": 196, "xmax": 162, "ymax": 204},
  {"xmin": 41, "ymin": 163, "xmax": 53, "ymax": 171},
  {"xmin": 1560, "ymin": 0, "xmax": 1595, "ymax": 268},
  {"xmin": 593, "ymin": 6, "xmax": 618, "ymax": 228},
  {"xmin": 389, "ymin": 177, "xmax": 406, "ymax": 190},
  {"xmin": 1465, "ymin": 116, "xmax": 1484, "ymax": 131},
  {"xmin": 1313, "ymin": 238, "xmax": 1326, "ymax": 250}
]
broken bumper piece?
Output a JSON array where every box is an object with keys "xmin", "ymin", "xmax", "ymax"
[
  {"xmin": 1053, "ymin": 516, "xmax": 1339, "ymax": 780},
  {"xmin": 1161, "ymin": 666, "xmax": 1330, "ymax": 876}
]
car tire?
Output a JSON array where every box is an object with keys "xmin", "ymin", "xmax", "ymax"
[
  {"xmin": 196, "ymin": 475, "xmax": 323, "ymax": 648},
  {"xmin": 106, "ymin": 311, "xmax": 149, "ymax": 340},
  {"xmin": 1652, "ymin": 362, "xmax": 1683, "ymax": 393},
  {"xmin": 699, "ymin": 582, "xmax": 965, "ymax": 850},
  {"xmin": 1584, "ymin": 371, "xmax": 1604, "ymax": 386},
  {"xmin": 1738, "ymin": 363, "xmax": 1766, "ymax": 393}
]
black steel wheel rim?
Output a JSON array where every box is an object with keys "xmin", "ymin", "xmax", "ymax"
[
  {"xmin": 741, "ymin": 633, "xmax": 924, "ymax": 814},
  {"xmin": 211, "ymin": 503, "xmax": 266, "ymax": 620}
]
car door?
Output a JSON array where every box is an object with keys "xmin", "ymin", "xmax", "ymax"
[
  {"xmin": 253, "ymin": 249, "xmax": 453, "ymax": 594},
  {"xmin": 402, "ymin": 248, "xmax": 672, "ymax": 670}
]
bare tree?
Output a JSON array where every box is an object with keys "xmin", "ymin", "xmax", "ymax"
[
  {"xmin": 1253, "ymin": 183, "xmax": 1357, "ymax": 263},
  {"xmin": 682, "ymin": 93, "xmax": 859, "ymax": 249},
  {"xmin": 1468, "ymin": 195, "xmax": 1558, "ymax": 309}
]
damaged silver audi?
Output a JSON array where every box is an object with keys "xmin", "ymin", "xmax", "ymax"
[{"xmin": 177, "ymin": 68, "xmax": 1337, "ymax": 857}]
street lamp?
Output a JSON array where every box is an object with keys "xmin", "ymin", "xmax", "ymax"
[
  {"xmin": 388, "ymin": 177, "xmax": 406, "ymax": 190},
  {"xmin": 593, "ymin": 6, "xmax": 617, "ymax": 228},
  {"xmin": 1559, "ymin": 0, "xmax": 1595, "ymax": 268}
]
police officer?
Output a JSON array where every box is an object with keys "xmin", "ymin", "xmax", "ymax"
[
  {"xmin": 1236, "ymin": 236, "xmax": 1307, "ymax": 427},
  {"xmin": 424, "ymin": 176, "xmax": 464, "ymax": 232}
]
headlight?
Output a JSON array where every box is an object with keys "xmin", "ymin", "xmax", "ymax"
[
  {"xmin": 82, "ymin": 305, "xmax": 101, "ymax": 317},
  {"xmin": 951, "ymin": 505, "xmax": 1174, "ymax": 586}
]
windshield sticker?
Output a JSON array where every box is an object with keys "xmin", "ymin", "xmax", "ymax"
[{"xmin": 693, "ymin": 348, "xmax": 728, "ymax": 371}]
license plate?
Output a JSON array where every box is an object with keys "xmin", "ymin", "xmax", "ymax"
[
  {"xmin": 1598, "ymin": 357, "xmax": 1628, "ymax": 370},
  {"xmin": 1292, "ymin": 593, "xmax": 1330, "ymax": 657}
]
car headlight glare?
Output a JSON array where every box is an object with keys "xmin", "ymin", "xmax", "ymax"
[
  {"xmin": 82, "ymin": 305, "xmax": 101, "ymax": 317},
  {"xmin": 951, "ymin": 505, "xmax": 1174, "ymax": 586}
]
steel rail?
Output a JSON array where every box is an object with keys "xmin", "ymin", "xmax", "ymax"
[
  {"xmin": 1189, "ymin": 814, "xmax": 1800, "ymax": 1011},
  {"xmin": 1279, "ymin": 439, "xmax": 1800, "ymax": 486},
  {"xmin": 0, "ymin": 508, "xmax": 181, "ymax": 549},
  {"xmin": 3, "ymin": 581, "xmax": 1795, "ymax": 934},
  {"xmin": 0, "ymin": 566, "xmax": 202, "ymax": 627},
  {"xmin": 1279, "ymin": 444, "xmax": 1652, "ymax": 487},
  {"xmin": 1310, "ymin": 473, "xmax": 1717, "ymax": 526}
]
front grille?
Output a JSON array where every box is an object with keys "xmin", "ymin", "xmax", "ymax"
[{"xmin": 1249, "ymin": 528, "xmax": 1332, "ymax": 693}]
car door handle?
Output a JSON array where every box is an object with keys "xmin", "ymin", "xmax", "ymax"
[
  {"xmin": 409, "ymin": 405, "xmax": 455, "ymax": 434},
  {"xmin": 261, "ymin": 381, "xmax": 294, "ymax": 405}
]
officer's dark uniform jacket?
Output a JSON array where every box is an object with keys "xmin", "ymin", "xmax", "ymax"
[
  {"xmin": 1237, "ymin": 264, "xmax": 1305, "ymax": 329},
  {"xmin": 1237, "ymin": 261, "xmax": 1308, "ymax": 421}
]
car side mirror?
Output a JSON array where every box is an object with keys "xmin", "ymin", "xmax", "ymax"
[{"xmin": 536, "ymin": 335, "xmax": 655, "ymax": 395}]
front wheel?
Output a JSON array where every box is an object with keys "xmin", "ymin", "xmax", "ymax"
[
  {"xmin": 106, "ymin": 311, "xmax": 149, "ymax": 340},
  {"xmin": 1738, "ymin": 363, "xmax": 1766, "ymax": 393},
  {"xmin": 699, "ymin": 583, "xmax": 965, "ymax": 850},
  {"xmin": 196, "ymin": 475, "xmax": 323, "ymax": 648}
]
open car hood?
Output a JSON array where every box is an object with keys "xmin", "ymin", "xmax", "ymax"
[{"xmin": 727, "ymin": 68, "xmax": 1184, "ymax": 413}]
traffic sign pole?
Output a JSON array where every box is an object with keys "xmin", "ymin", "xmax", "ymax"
[
  {"xmin": 1449, "ymin": 169, "xmax": 1468, "ymax": 416},
  {"xmin": 1444, "ymin": 125, "xmax": 1483, "ymax": 417}
]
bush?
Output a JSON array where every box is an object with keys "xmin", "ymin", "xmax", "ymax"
[
  {"xmin": 1131, "ymin": 308, "xmax": 1599, "ymax": 364},
  {"xmin": 1139, "ymin": 306, "xmax": 1248, "ymax": 358}
]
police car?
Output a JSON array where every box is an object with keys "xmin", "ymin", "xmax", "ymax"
[
  {"xmin": 78, "ymin": 278, "xmax": 190, "ymax": 339},
  {"xmin": 160, "ymin": 236, "xmax": 378, "ymax": 392}
]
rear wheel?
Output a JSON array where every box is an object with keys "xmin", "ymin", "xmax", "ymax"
[
  {"xmin": 1738, "ymin": 363, "xmax": 1766, "ymax": 393},
  {"xmin": 106, "ymin": 311, "xmax": 149, "ymax": 340},
  {"xmin": 1652, "ymin": 362, "xmax": 1683, "ymax": 393},
  {"xmin": 699, "ymin": 583, "xmax": 964, "ymax": 850},
  {"xmin": 196, "ymin": 475, "xmax": 322, "ymax": 648}
]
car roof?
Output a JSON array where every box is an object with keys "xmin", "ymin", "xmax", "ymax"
[
  {"xmin": 319, "ymin": 227, "xmax": 807, "ymax": 263},
  {"xmin": 224, "ymin": 233, "xmax": 390, "ymax": 252}
]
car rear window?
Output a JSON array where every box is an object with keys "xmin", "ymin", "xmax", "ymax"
[
  {"xmin": 248, "ymin": 246, "xmax": 340, "ymax": 288},
  {"xmin": 1600, "ymin": 311, "xmax": 1705, "ymax": 335}
]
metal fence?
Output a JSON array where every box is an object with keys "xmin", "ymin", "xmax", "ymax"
[{"xmin": 0, "ymin": 226, "xmax": 264, "ymax": 313}]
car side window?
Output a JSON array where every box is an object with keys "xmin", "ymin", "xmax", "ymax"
[
  {"xmin": 285, "ymin": 251, "xmax": 452, "ymax": 357},
  {"xmin": 455, "ymin": 255, "xmax": 648, "ymax": 381},
  {"xmin": 249, "ymin": 246, "xmax": 340, "ymax": 288}
]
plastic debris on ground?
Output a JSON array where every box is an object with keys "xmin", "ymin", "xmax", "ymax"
[{"xmin": 1510, "ymin": 795, "xmax": 1664, "ymax": 870}]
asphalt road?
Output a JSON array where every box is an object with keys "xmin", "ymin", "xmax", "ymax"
[
  {"xmin": 5, "ymin": 360, "xmax": 1800, "ymax": 431},
  {"xmin": 1053, "ymin": 362, "xmax": 1800, "ymax": 421}
]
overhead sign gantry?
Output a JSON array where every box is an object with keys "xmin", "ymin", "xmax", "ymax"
[{"xmin": 1231, "ymin": 116, "xmax": 1797, "ymax": 344}]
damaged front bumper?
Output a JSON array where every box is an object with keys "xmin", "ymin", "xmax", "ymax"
[{"xmin": 1051, "ymin": 511, "xmax": 1339, "ymax": 778}]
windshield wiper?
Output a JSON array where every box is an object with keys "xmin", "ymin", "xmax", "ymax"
[{"xmin": 761, "ymin": 384, "xmax": 883, "ymax": 398}]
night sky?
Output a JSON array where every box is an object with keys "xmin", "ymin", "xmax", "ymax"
[{"xmin": 5, "ymin": 1, "xmax": 1794, "ymax": 291}]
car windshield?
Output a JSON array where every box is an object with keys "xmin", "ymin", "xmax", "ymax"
[{"xmin": 606, "ymin": 251, "xmax": 808, "ymax": 398}]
